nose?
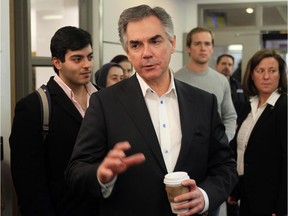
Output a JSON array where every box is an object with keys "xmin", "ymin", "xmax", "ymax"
[
  {"xmin": 263, "ymin": 71, "xmax": 270, "ymax": 79},
  {"xmin": 142, "ymin": 44, "xmax": 152, "ymax": 58},
  {"xmin": 83, "ymin": 57, "xmax": 92, "ymax": 68},
  {"xmin": 200, "ymin": 43, "xmax": 206, "ymax": 50},
  {"xmin": 123, "ymin": 71, "xmax": 129, "ymax": 78}
]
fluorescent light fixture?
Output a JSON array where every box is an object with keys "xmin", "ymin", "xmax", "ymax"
[
  {"xmin": 246, "ymin": 8, "xmax": 254, "ymax": 14},
  {"xmin": 228, "ymin": 44, "xmax": 243, "ymax": 51},
  {"xmin": 42, "ymin": 15, "xmax": 63, "ymax": 20}
]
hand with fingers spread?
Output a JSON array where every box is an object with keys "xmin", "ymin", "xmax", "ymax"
[
  {"xmin": 97, "ymin": 141, "xmax": 146, "ymax": 184},
  {"xmin": 173, "ymin": 179, "xmax": 205, "ymax": 216}
]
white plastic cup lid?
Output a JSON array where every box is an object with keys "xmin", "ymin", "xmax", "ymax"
[{"xmin": 164, "ymin": 171, "xmax": 190, "ymax": 185}]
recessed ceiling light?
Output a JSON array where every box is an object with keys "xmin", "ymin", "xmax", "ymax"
[{"xmin": 246, "ymin": 8, "xmax": 254, "ymax": 14}]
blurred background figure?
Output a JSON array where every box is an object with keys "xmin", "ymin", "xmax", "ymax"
[
  {"xmin": 95, "ymin": 62, "xmax": 124, "ymax": 89},
  {"xmin": 230, "ymin": 49, "xmax": 287, "ymax": 216},
  {"xmin": 216, "ymin": 54, "xmax": 248, "ymax": 124},
  {"xmin": 110, "ymin": 54, "xmax": 134, "ymax": 78},
  {"xmin": 175, "ymin": 27, "xmax": 237, "ymax": 143},
  {"xmin": 216, "ymin": 54, "xmax": 246, "ymax": 216},
  {"xmin": 232, "ymin": 61, "xmax": 242, "ymax": 83}
]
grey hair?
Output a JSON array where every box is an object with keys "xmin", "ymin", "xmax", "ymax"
[{"xmin": 118, "ymin": 4, "xmax": 174, "ymax": 52}]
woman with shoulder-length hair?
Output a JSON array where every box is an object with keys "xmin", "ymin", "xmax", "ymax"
[{"xmin": 229, "ymin": 49, "xmax": 287, "ymax": 216}]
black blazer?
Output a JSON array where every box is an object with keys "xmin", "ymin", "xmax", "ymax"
[
  {"xmin": 9, "ymin": 77, "xmax": 99, "ymax": 216},
  {"xmin": 65, "ymin": 75, "xmax": 238, "ymax": 216},
  {"xmin": 231, "ymin": 94, "xmax": 287, "ymax": 215}
]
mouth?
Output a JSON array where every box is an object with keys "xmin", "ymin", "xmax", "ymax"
[
  {"xmin": 81, "ymin": 71, "xmax": 91, "ymax": 77},
  {"xmin": 261, "ymin": 83, "xmax": 271, "ymax": 87},
  {"xmin": 82, "ymin": 70, "xmax": 91, "ymax": 74},
  {"xmin": 142, "ymin": 64, "xmax": 157, "ymax": 70}
]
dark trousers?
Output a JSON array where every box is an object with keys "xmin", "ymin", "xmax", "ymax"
[{"xmin": 238, "ymin": 176, "xmax": 273, "ymax": 216}]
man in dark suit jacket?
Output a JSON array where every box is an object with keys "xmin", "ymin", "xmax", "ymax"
[
  {"xmin": 9, "ymin": 26, "xmax": 99, "ymax": 216},
  {"xmin": 65, "ymin": 5, "xmax": 238, "ymax": 216},
  {"xmin": 216, "ymin": 54, "xmax": 248, "ymax": 124}
]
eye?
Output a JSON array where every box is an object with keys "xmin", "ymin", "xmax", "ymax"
[
  {"xmin": 269, "ymin": 69, "xmax": 277, "ymax": 74},
  {"xmin": 88, "ymin": 55, "xmax": 93, "ymax": 61},
  {"xmin": 205, "ymin": 42, "xmax": 212, "ymax": 46},
  {"xmin": 71, "ymin": 57, "xmax": 81, "ymax": 63},
  {"xmin": 152, "ymin": 38, "xmax": 161, "ymax": 45},
  {"xmin": 130, "ymin": 42, "xmax": 140, "ymax": 50},
  {"xmin": 255, "ymin": 69, "xmax": 264, "ymax": 74}
]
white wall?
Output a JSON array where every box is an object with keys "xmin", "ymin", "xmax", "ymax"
[{"xmin": 1, "ymin": 0, "xmax": 13, "ymax": 215}]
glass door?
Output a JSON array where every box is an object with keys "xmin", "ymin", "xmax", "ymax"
[
  {"xmin": 31, "ymin": 0, "xmax": 79, "ymax": 89},
  {"xmin": 13, "ymin": 0, "xmax": 97, "ymax": 102}
]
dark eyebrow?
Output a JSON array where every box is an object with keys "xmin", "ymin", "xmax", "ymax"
[
  {"xmin": 70, "ymin": 52, "xmax": 93, "ymax": 58},
  {"xmin": 129, "ymin": 35, "xmax": 163, "ymax": 45},
  {"xmin": 149, "ymin": 35, "xmax": 163, "ymax": 42},
  {"xmin": 70, "ymin": 55, "xmax": 83, "ymax": 59},
  {"xmin": 129, "ymin": 40, "xmax": 139, "ymax": 45}
]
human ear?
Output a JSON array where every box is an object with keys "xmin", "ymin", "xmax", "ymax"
[{"xmin": 52, "ymin": 57, "xmax": 62, "ymax": 70}]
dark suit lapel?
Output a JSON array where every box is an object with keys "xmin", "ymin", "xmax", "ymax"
[
  {"xmin": 117, "ymin": 76, "xmax": 167, "ymax": 172},
  {"xmin": 47, "ymin": 77, "xmax": 82, "ymax": 123},
  {"xmin": 249, "ymin": 104, "xmax": 274, "ymax": 139},
  {"xmin": 173, "ymin": 80, "xmax": 200, "ymax": 171}
]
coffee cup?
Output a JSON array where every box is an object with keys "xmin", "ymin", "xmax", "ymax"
[{"xmin": 164, "ymin": 171, "xmax": 190, "ymax": 214}]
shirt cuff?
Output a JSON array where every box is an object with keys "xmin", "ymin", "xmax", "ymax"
[
  {"xmin": 98, "ymin": 176, "xmax": 117, "ymax": 198},
  {"xmin": 198, "ymin": 187, "xmax": 209, "ymax": 214}
]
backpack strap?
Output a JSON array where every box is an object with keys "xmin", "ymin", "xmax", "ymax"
[{"xmin": 35, "ymin": 84, "xmax": 51, "ymax": 142}]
